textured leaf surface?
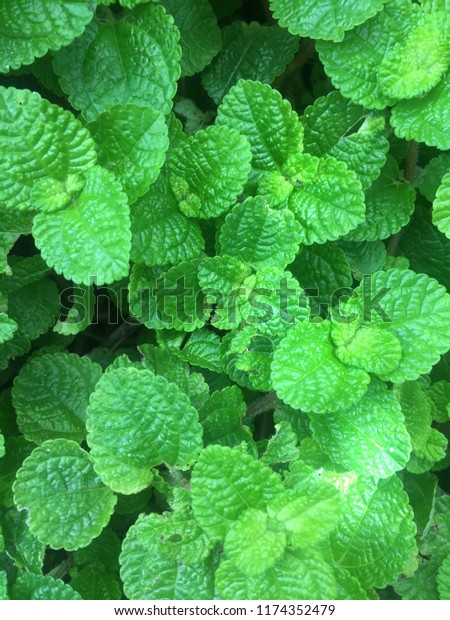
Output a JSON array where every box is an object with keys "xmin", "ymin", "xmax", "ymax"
[
  {"xmin": 87, "ymin": 104, "xmax": 168, "ymax": 204},
  {"xmin": 286, "ymin": 153, "xmax": 365, "ymax": 245},
  {"xmin": 12, "ymin": 353, "xmax": 102, "ymax": 444},
  {"xmin": 346, "ymin": 156, "xmax": 415, "ymax": 241},
  {"xmin": 0, "ymin": 86, "xmax": 96, "ymax": 211},
  {"xmin": 330, "ymin": 476, "xmax": 416, "ymax": 588},
  {"xmin": 419, "ymin": 153, "xmax": 450, "ymax": 202},
  {"xmin": 433, "ymin": 171, "xmax": 450, "ymax": 239},
  {"xmin": 271, "ymin": 321, "xmax": 370, "ymax": 413},
  {"xmin": 130, "ymin": 175, "xmax": 204, "ymax": 267},
  {"xmin": 270, "ymin": 0, "xmax": 387, "ymax": 41},
  {"xmin": 33, "ymin": 166, "xmax": 131, "ymax": 285},
  {"xmin": 53, "ymin": 4, "xmax": 181, "ymax": 120},
  {"xmin": 216, "ymin": 80, "xmax": 304, "ymax": 176},
  {"xmin": 87, "ymin": 368, "xmax": 202, "ymax": 494},
  {"xmin": 219, "ymin": 197, "xmax": 301, "ymax": 268},
  {"xmin": 54, "ymin": 284, "xmax": 95, "ymax": 336},
  {"xmin": 169, "ymin": 125, "xmax": 251, "ymax": 219},
  {"xmin": 191, "ymin": 445, "xmax": 284, "ymax": 540},
  {"xmin": 70, "ymin": 563, "xmax": 121, "ymax": 600},
  {"xmin": 302, "ymin": 91, "xmax": 388, "ymax": 190},
  {"xmin": 0, "ymin": 437, "xmax": 33, "ymax": 508},
  {"xmin": 317, "ymin": 0, "xmax": 418, "ymax": 109},
  {"xmin": 12, "ymin": 573, "xmax": 81, "ymax": 600},
  {"xmin": 202, "ymin": 21, "xmax": 298, "ymax": 103},
  {"xmin": 391, "ymin": 74, "xmax": 450, "ymax": 150},
  {"xmin": 309, "ymin": 380, "xmax": 411, "ymax": 478},
  {"xmin": 0, "ymin": 0, "xmax": 96, "ymax": 73},
  {"xmin": 160, "ymin": 0, "xmax": 221, "ymax": 76},
  {"xmin": 1, "ymin": 509, "xmax": 45, "ymax": 574},
  {"xmin": 437, "ymin": 554, "xmax": 450, "ymax": 600},
  {"xmin": 13, "ymin": 439, "xmax": 116, "ymax": 550}
]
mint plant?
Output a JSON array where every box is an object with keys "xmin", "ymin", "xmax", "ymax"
[{"xmin": 1, "ymin": 0, "xmax": 450, "ymax": 602}]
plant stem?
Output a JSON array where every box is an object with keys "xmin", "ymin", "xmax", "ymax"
[
  {"xmin": 387, "ymin": 140, "xmax": 418, "ymax": 256},
  {"xmin": 245, "ymin": 391, "xmax": 279, "ymax": 421},
  {"xmin": 274, "ymin": 39, "xmax": 316, "ymax": 89}
]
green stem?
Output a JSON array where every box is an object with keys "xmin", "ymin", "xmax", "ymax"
[{"xmin": 245, "ymin": 391, "xmax": 279, "ymax": 421}]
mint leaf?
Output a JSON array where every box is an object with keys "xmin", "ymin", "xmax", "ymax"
[
  {"xmin": 12, "ymin": 573, "xmax": 81, "ymax": 600},
  {"xmin": 437, "ymin": 554, "xmax": 450, "ymax": 600},
  {"xmin": 12, "ymin": 352, "xmax": 102, "ymax": 444},
  {"xmin": 54, "ymin": 284, "xmax": 95, "ymax": 336},
  {"xmin": 53, "ymin": 4, "xmax": 181, "ymax": 120},
  {"xmin": 433, "ymin": 171, "xmax": 450, "ymax": 238},
  {"xmin": 33, "ymin": 166, "xmax": 131, "ymax": 285},
  {"xmin": 70, "ymin": 563, "xmax": 121, "ymax": 600},
  {"xmin": 169, "ymin": 125, "xmax": 251, "ymax": 219},
  {"xmin": 13, "ymin": 439, "xmax": 116, "ymax": 550},
  {"xmin": 87, "ymin": 368, "xmax": 202, "ymax": 494},
  {"xmin": 419, "ymin": 153, "xmax": 450, "ymax": 202},
  {"xmin": 1, "ymin": 508, "xmax": 45, "ymax": 574},
  {"xmin": 202, "ymin": 22, "xmax": 298, "ymax": 103}
]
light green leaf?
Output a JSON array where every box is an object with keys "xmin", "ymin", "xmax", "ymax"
[
  {"xmin": 433, "ymin": 171, "xmax": 450, "ymax": 239},
  {"xmin": 216, "ymin": 80, "xmax": 304, "ymax": 177},
  {"xmin": 317, "ymin": 0, "xmax": 419, "ymax": 109},
  {"xmin": 330, "ymin": 476, "xmax": 416, "ymax": 588},
  {"xmin": 379, "ymin": 12, "xmax": 450, "ymax": 100},
  {"xmin": 261, "ymin": 421, "xmax": 299, "ymax": 465},
  {"xmin": 202, "ymin": 21, "xmax": 298, "ymax": 103},
  {"xmin": 198, "ymin": 386, "xmax": 250, "ymax": 448},
  {"xmin": 120, "ymin": 513, "xmax": 214, "ymax": 600},
  {"xmin": 159, "ymin": 0, "xmax": 221, "ymax": 77},
  {"xmin": 54, "ymin": 284, "xmax": 95, "ymax": 336},
  {"xmin": 391, "ymin": 74, "xmax": 450, "ymax": 150},
  {"xmin": 0, "ymin": 433, "xmax": 4, "ymax": 459},
  {"xmin": 0, "ymin": 86, "xmax": 96, "ymax": 211},
  {"xmin": 70, "ymin": 563, "xmax": 121, "ymax": 600},
  {"xmin": 216, "ymin": 549, "xmax": 336, "ymax": 600},
  {"xmin": 219, "ymin": 196, "xmax": 301, "ymax": 268},
  {"xmin": 0, "ymin": 1, "xmax": 96, "ymax": 73},
  {"xmin": 169, "ymin": 125, "xmax": 251, "ymax": 219},
  {"xmin": 0, "ymin": 233, "xmax": 19, "ymax": 276},
  {"xmin": 0, "ymin": 314, "xmax": 17, "ymax": 345},
  {"xmin": 130, "ymin": 175, "xmax": 204, "ymax": 267},
  {"xmin": 271, "ymin": 320, "xmax": 370, "ymax": 414},
  {"xmin": 13, "ymin": 439, "xmax": 116, "ymax": 550},
  {"xmin": 309, "ymin": 380, "xmax": 411, "ymax": 479},
  {"xmin": 401, "ymin": 471, "xmax": 437, "ymax": 537},
  {"xmin": 159, "ymin": 329, "xmax": 223, "ymax": 374},
  {"xmin": 421, "ymin": 496, "xmax": 450, "ymax": 562},
  {"xmin": 394, "ymin": 557, "xmax": 441, "ymax": 600},
  {"xmin": 270, "ymin": 0, "xmax": 387, "ymax": 41},
  {"xmin": 428, "ymin": 380, "xmax": 450, "ymax": 423},
  {"xmin": 0, "ymin": 437, "xmax": 33, "ymax": 508},
  {"xmin": 191, "ymin": 445, "xmax": 284, "ymax": 540},
  {"xmin": 87, "ymin": 104, "xmax": 169, "ymax": 204},
  {"xmin": 0, "ymin": 571, "xmax": 7, "ymax": 600},
  {"xmin": 437, "ymin": 554, "xmax": 450, "ymax": 600},
  {"xmin": 224, "ymin": 508, "xmax": 287, "ymax": 576},
  {"xmin": 359, "ymin": 269, "xmax": 450, "ymax": 382},
  {"xmin": 1, "ymin": 509, "xmax": 45, "ymax": 574},
  {"xmin": 302, "ymin": 91, "xmax": 388, "ymax": 190},
  {"xmin": 285, "ymin": 153, "xmax": 365, "ymax": 245},
  {"xmin": 33, "ymin": 166, "xmax": 131, "ymax": 286},
  {"xmin": 53, "ymin": 4, "xmax": 181, "ymax": 120},
  {"xmin": 12, "ymin": 573, "xmax": 81, "ymax": 600},
  {"xmin": 87, "ymin": 368, "xmax": 202, "ymax": 494},
  {"xmin": 419, "ymin": 153, "xmax": 450, "ymax": 202},
  {"xmin": 12, "ymin": 352, "xmax": 102, "ymax": 444}
]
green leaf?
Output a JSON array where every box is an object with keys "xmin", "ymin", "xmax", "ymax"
[
  {"xmin": 428, "ymin": 380, "xmax": 450, "ymax": 423},
  {"xmin": 401, "ymin": 471, "xmax": 437, "ymax": 537},
  {"xmin": 224, "ymin": 508, "xmax": 287, "ymax": 576},
  {"xmin": 0, "ymin": 1, "xmax": 96, "ymax": 73},
  {"xmin": 378, "ymin": 12, "xmax": 450, "ymax": 100},
  {"xmin": 394, "ymin": 557, "xmax": 441, "ymax": 600},
  {"xmin": 70, "ymin": 563, "xmax": 121, "ymax": 600},
  {"xmin": 72, "ymin": 527, "xmax": 121, "ymax": 573},
  {"xmin": 261, "ymin": 421, "xmax": 299, "ymax": 465},
  {"xmin": 216, "ymin": 80, "xmax": 304, "ymax": 177},
  {"xmin": 120, "ymin": 513, "xmax": 214, "ymax": 600},
  {"xmin": 191, "ymin": 445, "xmax": 284, "ymax": 540},
  {"xmin": 317, "ymin": 0, "xmax": 419, "ymax": 109},
  {"xmin": 302, "ymin": 91, "xmax": 388, "ymax": 190},
  {"xmin": 270, "ymin": 0, "xmax": 387, "ymax": 41},
  {"xmin": 219, "ymin": 197, "xmax": 301, "ymax": 268},
  {"xmin": 419, "ymin": 153, "xmax": 450, "ymax": 202},
  {"xmin": 0, "ymin": 233, "xmax": 19, "ymax": 276},
  {"xmin": 309, "ymin": 380, "xmax": 411, "ymax": 479},
  {"xmin": 53, "ymin": 4, "xmax": 181, "ymax": 120},
  {"xmin": 202, "ymin": 21, "xmax": 298, "ymax": 103},
  {"xmin": 421, "ymin": 496, "xmax": 450, "ymax": 562},
  {"xmin": 346, "ymin": 156, "xmax": 416, "ymax": 241},
  {"xmin": 169, "ymin": 125, "xmax": 252, "ymax": 219},
  {"xmin": 0, "ymin": 571, "xmax": 7, "ymax": 600},
  {"xmin": 433, "ymin": 171, "xmax": 450, "ymax": 239},
  {"xmin": 271, "ymin": 320, "xmax": 370, "ymax": 414},
  {"xmin": 159, "ymin": 329, "xmax": 223, "ymax": 374},
  {"xmin": 359, "ymin": 269, "xmax": 450, "ymax": 382},
  {"xmin": 87, "ymin": 104, "xmax": 169, "ymax": 204},
  {"xmin": 391, "ymin": 74, "xmax": 450, "ymax": 150},
  {"xmin": 1, "ymin": 509, "xmax": 45, "ymax": 574},
  {"xmin": 330, "ymin": 476, "xmax": 416, "ymax": 588},
  {"xmin": 0, "ymin": 86, "xmax": 97, "ymax": 211},
  {"xmin": 130, "ymin": 175, "xmax": 204, "ymax": 267},
  {"xmin": 338, "ymin": 239, "xmax": 387, "ymax": 280},
  {"xmin": 437, "ymin": 554, "xmax": 450, "ymax": 600},
  {"xmin": 159, "ymin": 0, "xmax": 222, "ymax": 77},
  {"xmin": 86, "ymin": 368, "xmax": 202, "ymax": 494},
  {"xmin": 12, "ymin": 573, "xmax": 81, "ymax": 600},
  {"xmin": 0, "ymin": 437, "xmax": 33, "ymax": 508},
  {"xmin": 33, "ymin": 166, "xmax": 131, "ymax": 286},
  {"xmin": 13, "ymin": 439, "xmax": 116, "ymax": 550},
  {"xmin": 216, "ymin": 549, "xmax": 336, "ymax": 600},
  {"xmin": 12, "ymin": 352, "xmax": 102, "ymax": 444},
  {"xmin": 285, "ymin": 153, "xmax": 365, "ymax": 245},
  {"xmin": 54, "ymin": 284, "xmax": 95, "ymax": 336},
  {"xmin": 198, "ymin": 386, "xmax": 250, "ymax": 448},
  {"xmin": 0, "ymin": 314, "xmax": 17, "ymax": 346}
]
